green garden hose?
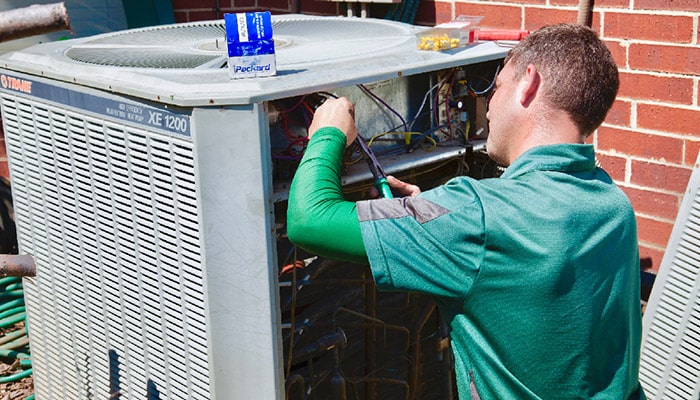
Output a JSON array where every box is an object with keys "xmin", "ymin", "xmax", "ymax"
[{"xmin": 0, "ymin": 276, "xmax": 32, "ymax": 398}]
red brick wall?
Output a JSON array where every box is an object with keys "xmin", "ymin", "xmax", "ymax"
[
  {"xmin": 599, "ymin": 3, "xmax": 699, "ymax": 273},
  {"xmin": 171, "ymin": 0, "xmax": 341, "ymax": 21}
]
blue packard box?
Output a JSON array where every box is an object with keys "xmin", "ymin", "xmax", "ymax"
[{"xmin": 224, "ymin": 12, "xmax": 276, "ymax": 79}]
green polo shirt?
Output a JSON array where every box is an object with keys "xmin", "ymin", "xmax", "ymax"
[{"xmin": 287, "ymin": 127, "xmax": 645, "ymax": 399}]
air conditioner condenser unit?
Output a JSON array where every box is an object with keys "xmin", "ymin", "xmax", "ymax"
[{"xmin": 0, "ymin": 15, "xmax": 508, "ymax": 399}]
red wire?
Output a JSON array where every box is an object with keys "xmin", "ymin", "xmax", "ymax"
[{"xmin": 279, "ymin": 260, "xmax": 305, "ymax": 277}]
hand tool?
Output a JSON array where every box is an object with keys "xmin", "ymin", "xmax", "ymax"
[
  {"xmin": 356, "ymin": 136, "xmax": 393, "ymax": 199},
  {"xmin": 477, "ymin": 29, "xmax": 530, "ymax": 41}
]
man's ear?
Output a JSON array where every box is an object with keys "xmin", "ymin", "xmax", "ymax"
[{"xmin": 519, "ymin": 64, "xmax": 541, "ymax": 108}]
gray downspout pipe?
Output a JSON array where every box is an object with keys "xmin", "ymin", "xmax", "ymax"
[{"xmin": 577, "ymin": 0, "xmax": 595, "ymax": 27}]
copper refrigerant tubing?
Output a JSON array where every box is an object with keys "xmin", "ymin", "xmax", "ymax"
[{"xmin": 0, "ymin": 254, "xmax": 36, "ymax": 277}]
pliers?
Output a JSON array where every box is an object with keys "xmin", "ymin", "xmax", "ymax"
[{"xmin": 356, "ymin": 136, "xmax": 393, "ymax": 199}]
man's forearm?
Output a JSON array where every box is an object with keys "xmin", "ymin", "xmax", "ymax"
[{"xmin": 286, "ymin": 127, "xmax": 368, "ymax": 264}]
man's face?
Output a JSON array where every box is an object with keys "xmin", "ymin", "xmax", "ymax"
[{"xmin": 486, "ymin": 61, "xmax": 519, "ymax": 166}]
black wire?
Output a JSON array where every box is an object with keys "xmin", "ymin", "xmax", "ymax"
[
  {"xmin": 469, "ymin": 64, "xmax": 501, "ymax": 97},
  {"xmin": 358, "ymin": 84, "xmax": 409, "ymax": 132},
  {"xmin": 317, "ymin": 91, "xmax": 338, "ymax": 99}
]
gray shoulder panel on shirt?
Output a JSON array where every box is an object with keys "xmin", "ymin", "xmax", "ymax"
[{"xmin": 357, "ymin": 197, "xmax": 451, "ymax": 224}]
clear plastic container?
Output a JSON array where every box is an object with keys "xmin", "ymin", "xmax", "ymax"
[{"xmin": 417, "ymin": 15, "xmax": 483, "ymax": 51}]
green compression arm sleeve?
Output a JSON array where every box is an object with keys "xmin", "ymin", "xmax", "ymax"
[{"xmin": 287, "ymin": 127, "xmax": 369, "ymax": 264}]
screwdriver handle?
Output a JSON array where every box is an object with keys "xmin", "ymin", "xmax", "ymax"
[
  {"xmin": 477, "ymin": 29, "xmax": 530, "ymax": 41},
  {"xmin": 375, "ymin": 177, "xmax": 393, "ymax": 199}
]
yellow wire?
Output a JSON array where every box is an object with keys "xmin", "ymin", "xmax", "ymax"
[
  {"xmin": 368, "ymin": 131, "xmax": 438, "ymax": 151},
  {"xmin": 344, "ymin": 131, "xmax": 440, "ymax": 167}
]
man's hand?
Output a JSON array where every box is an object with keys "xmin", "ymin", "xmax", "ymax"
[
  {"xmin": 387, "ymin": 176, "xmax": 421, "ymax": 197},
  {"xmin": 308, "ymin": 97, "xmax": 358, "ymax": 147},
  {"xmin": 370, "ymin": 175, "xmax": 422, "ymax": 198}
]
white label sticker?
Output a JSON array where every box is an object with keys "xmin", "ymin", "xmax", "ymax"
[{"xmin": 236, "ymin": 13, "xmax": 249, "ymax": 42}]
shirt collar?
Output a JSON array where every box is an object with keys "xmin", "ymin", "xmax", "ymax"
[{"xmin": 499, "ymin": 144, "xmax": 596, "ymax": 179}]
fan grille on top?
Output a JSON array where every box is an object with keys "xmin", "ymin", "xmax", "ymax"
[{"xmin": 64, "ymin": 17, "xmax": 415, "ymax": 69}]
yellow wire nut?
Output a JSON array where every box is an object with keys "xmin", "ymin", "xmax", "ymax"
[{"xmin": 418, "ymin": 34, "xmax": 460, "ymax": 51}]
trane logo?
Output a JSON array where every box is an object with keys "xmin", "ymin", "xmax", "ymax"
[
  {"xmin": 0, "ymin": 74, "xmax": 32, "ymax": 94},
  {"xmin": 234, "ymin": 64, "xmax": 272, "ymax": 73}
]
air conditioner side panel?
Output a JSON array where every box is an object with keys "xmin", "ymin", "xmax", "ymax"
[
  {"xmin": 191, "ymin": 105, "xmax": 282, "ymax": 400},
  {"xmin": 640, "ymin": 152, "xmax": 700, "ymax": 400}
]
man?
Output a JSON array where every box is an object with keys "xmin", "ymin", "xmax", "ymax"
[{"xmin": 287, "ymin": 23, "xmax": 645, "ymax": 399}]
